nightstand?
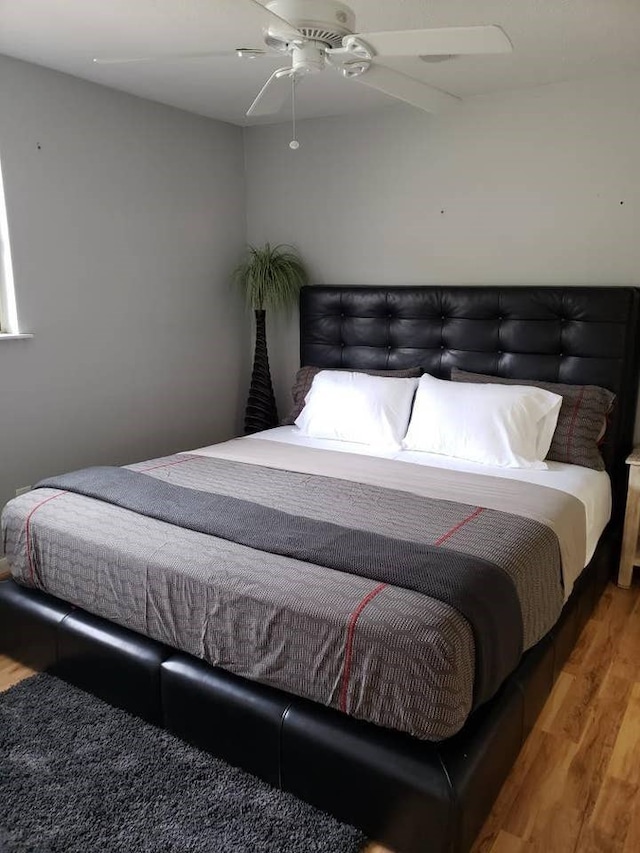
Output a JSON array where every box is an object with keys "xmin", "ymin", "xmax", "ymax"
[{"xmin": 618, "ymin": 447, "xmax": 640, "ymax": 587}]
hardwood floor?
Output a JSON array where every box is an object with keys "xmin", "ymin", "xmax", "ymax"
[
  {"xmin": 474, "ymin": 579, "xmax": 640, "ymax": 853},
  {"xmin": 2, "ymin": 581, "xmax": 640, "ymax": 853},
  {"xmin": 0, "ymin": 654, "xmax": 34, "ymax": 691}
]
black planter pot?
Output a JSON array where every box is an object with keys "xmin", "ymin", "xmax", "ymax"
[{"xmin": 244, "ymin": 309, "xmax": 278, "ymax": 434}]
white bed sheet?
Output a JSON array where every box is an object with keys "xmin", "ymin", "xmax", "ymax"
[{"xmin": 228, "ymin": 426, "xmax": 611, "ymax": 566}]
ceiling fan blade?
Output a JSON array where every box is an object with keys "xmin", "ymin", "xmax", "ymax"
[
  {"xmin": 246, "ymin": 67, "xmax": 296, "ymax": 117},
  {"xmin": 244, "ymin": 0, "xmax": 303, "ymax": 41},
  {"xmin": 351, "ymin": 64, "xmax": 459, "ymax": 113},
  {"xmin": 93, "ymin": 0, "xmax": 302, "ymax": 68},
  {"xmin": 348, "ymin": 25, "xmax": 513, "ymax": 57},
  {"xmin": 93, "ymin": 50, "xmax": 242, "ymax": 65}
]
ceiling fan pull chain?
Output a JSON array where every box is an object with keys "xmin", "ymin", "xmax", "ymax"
[{"xmin": 289, "ymin": 73, "xmax": 299, "ymax": 150}]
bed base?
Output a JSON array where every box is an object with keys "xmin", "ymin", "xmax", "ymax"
[{"xmin": 0, "ymin": 532, "xmax": 613, "ymax": 853}]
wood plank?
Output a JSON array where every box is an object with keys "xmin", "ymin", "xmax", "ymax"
[
  {"xmin": 473, "ymin": 581, "xmax": 640, "ymax": 853},
  {"xmin": 598, "ymin": 584, "xmax": 638, "ymax": 628},
  {"xmin": 610, "ymin": 596, "xmax": 640, "ymax": 682},
  {"xmin": 606, "ymin": 681, "xmax": 640, "ymax": 787},
  {"xmin": 0, "ymin": 654, "xmax": 35, "ymax": 691},
  {"xmin": 501, "ymin": 729, "xmax": 578, "ymax": 840},
  {"xmin": 622, "ymin": 785, "xmax": 640, "ymax": 852},
  {"xmin": 536, "ymin": 669, "xmax": 574, "ymax": 732},
  {"xmin": 562, "ymin": 672, "xmax": 632, "ymax": 821},
  {"xmin": 524, "ymin": 802, "xmax": 582, "ymax": 853},
  {"xmin": 473, "ymin": 722, "xmax": 556, "ymax": 852},
  {"xmin": 575, "ymin": 776, "xmax": 637, "ymax": 852},
  {"xmin": 562, "ymin": 616, "xmax": 599, "ymax": 675},
  {"xmin": 547, "ymin": 588, "xmax": 634, "ymax": 744},
  {"xmin": 488, "ymin": 830, "xmax": 531, "ymax": 852}
]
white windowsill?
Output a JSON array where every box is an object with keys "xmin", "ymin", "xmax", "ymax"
[{"xmin": 0, "ymin": 333, "xmax": 33, "ymax": 341}]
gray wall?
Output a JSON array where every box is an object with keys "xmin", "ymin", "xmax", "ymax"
[
  {"xmin": 244, "ymin": 72, "xmax": 640, "ymax": 418},
  {"xmin": 1, "ymin": 58, "xmax": 639, "ymax": 524},
  {"xmin": 0, "ymin": 55, "xmax": 248, "ymax": 515}
]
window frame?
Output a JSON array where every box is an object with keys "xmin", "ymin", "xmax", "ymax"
[{"xmin": 0, "ymin": 152, "xmax": 20, "ymax": 336}]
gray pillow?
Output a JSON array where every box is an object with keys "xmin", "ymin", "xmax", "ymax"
[
  {"xmin": 451, "ymin": 368, "xmax": 615, "ymax": 471},
  {"xmin": 282, "ymin": 365, "xmax": 423, "ymax": 426}
]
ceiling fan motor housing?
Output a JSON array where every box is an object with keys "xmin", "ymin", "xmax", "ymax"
[{"xmin": 265, "ymin": 0, "xmax": 356, "ymax": 49}]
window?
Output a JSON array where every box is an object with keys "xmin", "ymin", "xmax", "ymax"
[{"xmin": 0, "ymin": 153, "xmax": 20, "ymax": 336}]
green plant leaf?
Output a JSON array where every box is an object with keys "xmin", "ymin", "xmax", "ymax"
[{"xmin": 233, "ymin": 243, "xmax": 308, "ymax": 311}]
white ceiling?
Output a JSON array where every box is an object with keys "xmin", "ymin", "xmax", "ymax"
[{"xmin": 1, "ymin": 0, "xmax": 640, "ymax": 126}]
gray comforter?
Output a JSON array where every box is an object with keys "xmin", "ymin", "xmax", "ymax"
[{"xmin": 1, "ymin": 438, "xmax": 584, "ymax": 740}]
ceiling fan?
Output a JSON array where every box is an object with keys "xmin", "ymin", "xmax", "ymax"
[{"xmin": 94, "ymin": 0, "xmax": 513, "ymax": 120}]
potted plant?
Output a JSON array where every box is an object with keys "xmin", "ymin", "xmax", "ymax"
[{"xmin": 234, "ymin": 243, "xmax": 308, "ymax": 434}]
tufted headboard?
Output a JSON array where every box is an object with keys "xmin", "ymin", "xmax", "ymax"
[{"xmin": 299, "ymin": 285, "xmax": 640, "ymax": 533}]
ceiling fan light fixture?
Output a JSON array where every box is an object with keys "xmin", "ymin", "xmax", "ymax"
[{"xmin": 342, "ymin": 35, "xmax": 374, "ymax": 61}]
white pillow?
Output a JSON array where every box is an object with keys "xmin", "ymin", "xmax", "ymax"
[
  {"xmin": 402, "ymin": 374, "xmax": 562, "ymax": 469},
  {"xmin": 295, "ymin": 370, "xmax": 419, "ymax": 448}
]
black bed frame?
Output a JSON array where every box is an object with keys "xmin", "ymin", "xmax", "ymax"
[{"xmin": 2, "ymin": 286, "xmax": 639, "ymax": 853}]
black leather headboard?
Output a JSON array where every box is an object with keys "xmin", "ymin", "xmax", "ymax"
[{"xmin": 300, "ymin": 285, "xmax": 640, "ymax": 532}]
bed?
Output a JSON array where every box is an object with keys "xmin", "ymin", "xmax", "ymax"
[{"xmin": 1, "ymin": 285, "xmax": 639, "ymax": 853}]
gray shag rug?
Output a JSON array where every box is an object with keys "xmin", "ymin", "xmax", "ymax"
[{"xmin": 0, "ymin": 674, "xmax": 367, "ymax": 853}]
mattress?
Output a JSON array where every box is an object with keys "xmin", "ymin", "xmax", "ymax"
[{"xmin": 1, "ymin": 431, "xmax": 610, "ymax": 741}]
